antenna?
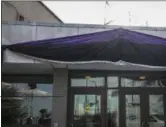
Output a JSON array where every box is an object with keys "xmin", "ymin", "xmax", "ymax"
[
  {"xmin": 145, "ymin": 20, "xmax": 148, "ymax": 27},
  {"xmin": 105, "ymin": 20, "xmax": 114, "ymax": 25},
  {"xmin": 104, "ymin": 0, "xmax": 108, "ymax": 25},
  {"xmin": 104, "ymin": 0, "xmax": 112, "ymax": 25},
  {"xmin": 106, "ymin": 0, "xmax": 109, "ymax": 5},
  {"xmin": 128, "ymin": 11, "xmax": 131, "ymax": 26}
]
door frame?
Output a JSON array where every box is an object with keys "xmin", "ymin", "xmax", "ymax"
[
  {"xmin": 120, "ymin": 88, "xmax": 166, "ymax": 127},
  {"xmin": 68, "ymin": 87, "xmax": 106, "ymax": 127},
  {"xmin": 67, "ymin": 70, "xmax": 166, "ymax": 127}
]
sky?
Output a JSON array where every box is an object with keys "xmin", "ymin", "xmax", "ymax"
[{"xmin": 43, "ymin": 1, "xmax": 166, "ymax": 27}]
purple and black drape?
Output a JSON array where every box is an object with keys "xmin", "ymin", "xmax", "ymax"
[{"xmin": 2, "ymin": 28, "xmax": 166, "ymax": 66}]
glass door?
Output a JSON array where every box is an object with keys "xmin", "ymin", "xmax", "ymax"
[
  {"xmin": 73, "ymin": 94, "xmax": 101, "ymax": 127},
  {"xmin": 125, "ymin": 94, "xmax": 141, "ymax": 127},
  {"xmin": 68, "ymin": 89, "xmax": 105, "ymax": 127},
  {"xmin": 146, "ymin": 93, "xmax": 166, "ymax": 127},
  {"xmin": 120, "ymin": 92, "xmax": 142, "ymax": 127},
  {"xmin": 121, "ymin": 88, "xmax": 166, "ymax": 127}
]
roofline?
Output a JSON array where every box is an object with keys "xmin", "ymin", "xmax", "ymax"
[
  {"xmin": 39, "ymin": 1, "xmax": 64, "ymax": 23},
  {"xmin": 2, "ymin": 21, "xmax": 166, "ymax": 31}
]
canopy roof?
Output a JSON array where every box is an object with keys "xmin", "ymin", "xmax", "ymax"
[{"xmin": 2, "ymin": 28, "xmax": 166, "ymax": 67}]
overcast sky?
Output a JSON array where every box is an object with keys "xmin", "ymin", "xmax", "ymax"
[{"xmin": 43, "ymin": 1, "xmax": 166, "ymax": 27}]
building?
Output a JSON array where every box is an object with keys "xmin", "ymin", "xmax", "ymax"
[
  {"xmin": 2, "ymin": 21, "xmax": 166, "ymax": 127},
  {"xmin": 1, "ymin": 1, "xmax": 63, "ymax": 23}
]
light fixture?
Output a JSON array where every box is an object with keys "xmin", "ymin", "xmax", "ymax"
[
  {"xmin": 139, "ymin": 76, "xmax": 146, "ymax": 80},
  {"xmin": 85, "ymin": 76, "xmax": 91, "ymax": 80}
]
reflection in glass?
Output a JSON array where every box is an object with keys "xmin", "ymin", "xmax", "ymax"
[
  {"xmin": 107, "ymin": 90, "xmax": 119, "ymax": 127},
  {"xmin": 1, "ymin": 82, "xmax": 28, "ymax": 125},
  {"xmin": 1, "ymin": 82, "xmax": 53, "ymax": 127},
  {"xmin": 74, "ymin": 94, "xmax": 101, "ymax": 127},
  {"xmin": 71, "ymin": 77, "xmax": 104, "ymax": 87},
  {"xmin": 149, "ymin": 95, "xmax": 164, "ymax": 127},
  {"xmin": 107, "ymin": 77, "xmax": 119, "ymax": 87},
  {"xmin": 11, "ymin": 83, "xmax": 53, "ymax": 96},
  {"xmin": 125, "ymin": 95, "xmax": 140, "ymax": 127},
  {"xmin": 121, "ymin": 78, "xmax": 166, "ymax": 87}
]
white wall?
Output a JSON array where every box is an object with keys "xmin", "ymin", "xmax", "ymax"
[{"xmin": 2, "ymin": 22, "xmax": 166, "ymax": 45}]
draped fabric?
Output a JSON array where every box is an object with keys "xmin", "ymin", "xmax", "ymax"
[{"xmin": 2, "ymin": 28, "xmax": 166, "ymax": 66}]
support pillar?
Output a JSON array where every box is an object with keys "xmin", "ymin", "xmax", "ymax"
[{"xmin": 51, "ymin": 69, "xmax": 68, "ymax": 127}]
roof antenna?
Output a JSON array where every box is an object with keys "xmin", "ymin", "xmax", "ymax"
[
  {"xmin": 106, "ymin": 0, "xmax": 110, "ymax": 6},
  {"xmin": 104, "ymin": 0, "xmax": 112, "ymax": 25},
  {"xmin": 128, "ymin": 11, "xmax": 131, "ymax": 26},
  {"xmin": 104, "ymin": 0, "xmax": 108, "ymax": 25},
  {"xmin": 145, "ymin": 21, "xmax": 148, "ymax": 27}
]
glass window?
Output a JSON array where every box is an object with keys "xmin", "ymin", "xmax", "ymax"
[
  {"xmin": 71, "ymin": 77, "xmax": 104, "ymax": 87},
  {"xmin": 149, "ymin": 95, "xmax": 164, "ymax": 116},
  {"xmin": 107, "ymin": 90, "xmax": 119, "ymax": 127},
  {"xmin": 107, "ymin": 77, "xmax": 119, "ymax": 87},
  {"xmin": 125, "ymin": 95, "xmax": 140, "ymax": 127},
  {"xmin": 73, "ymin": 94, "xmax": 101, "ymax": 127},
  {"xmin": 1, "ymin": 82, "xmax": 53, "ymax": 127},
  {"xmin": 2, "ymin": 96, "xmax": 52, "ymax": 126},
  {"xmin": 2, "ymin": 82, "xmax": 53, "ymax": 97},
  {"xmin": 2, "ymin": 82, "xmax": 30, "ymax": 97},
  {"xmin": 121, "ymin": 78, "xmax": 166, "ymax": 87},
  {"xmin": 148, "ymin": 95, "xmax": 164, "ymax": 127},
  {"xmin": 74, "ymin": 94, "xmax": 101, "ymax": 117},
  {"xmin": 36, "ymin": 84, "xmax": 53, "ymax": 96}
]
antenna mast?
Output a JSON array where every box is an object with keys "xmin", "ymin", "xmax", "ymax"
[{"xmin": 104, "ymin": 0, "xmax": 111, "ymax": 25}]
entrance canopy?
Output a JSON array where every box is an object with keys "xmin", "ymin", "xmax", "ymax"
[{"xmin": 2, "ymin": 28, "xmax": 166, "ymax": 67}]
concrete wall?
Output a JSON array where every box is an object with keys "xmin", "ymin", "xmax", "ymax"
[
  {"xmin": 2, "ymin": 22, "xmax": 166, "ymax": 45},
  {"xmin": 52, "ymin": 69, "xmax": 68, "ymax": 127},
  {"xmin": 1, "ymin": 1, "xmax": 62, "ymax": 23}
]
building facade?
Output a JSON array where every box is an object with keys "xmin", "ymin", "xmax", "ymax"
[{"xmin": 2, "ymin": 21, "xmax": 166, "ymax": 127}]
